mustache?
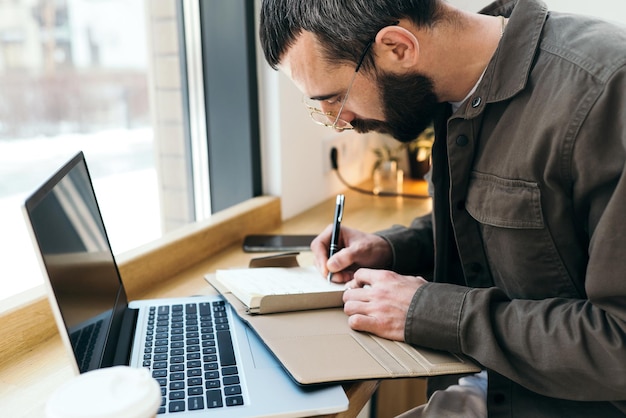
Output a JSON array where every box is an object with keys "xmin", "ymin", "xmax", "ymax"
[
  {"xmin": 352, "ymin": 118, "xmax": 429, "ymax": 143},
  {"xmin": 352, "ymin": 118, "xmax": 391, "ymax": 134}
]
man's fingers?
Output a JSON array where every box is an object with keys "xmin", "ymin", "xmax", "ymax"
[
  {"xmin": 346, "ymin": 313, "xmax": 376, "ymax": 334},
  {"xmin": 349, "ymin": 268, "xmax": 376, "ymax": 288},
  {"xmin": 311, "ymin": 224, "xmax": 335, "ymax": 276},
  {"xmin": 327, "ymin": 247, "xmax": 355, "ymax": 274},
  {"xmin": 343, "ymin": 296, "xmax": 372, "ymax": 312}
]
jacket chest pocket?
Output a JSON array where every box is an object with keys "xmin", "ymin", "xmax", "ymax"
[{"xmin": 464, "ymin": 172, "xmax": 579, "ymax": 299}]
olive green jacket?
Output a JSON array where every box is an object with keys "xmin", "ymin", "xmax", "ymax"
[{"xmin": 378, "ymin": 0, "xmax": 626, "ymax": 416}]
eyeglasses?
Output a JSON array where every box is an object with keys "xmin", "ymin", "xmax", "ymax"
[{"xmin": 303, "ymin": 40, "xmax": 373, "ymax": 131}]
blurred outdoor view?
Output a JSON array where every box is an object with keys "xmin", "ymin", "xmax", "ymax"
[{"xmin": 0, "ymin": 0, "xmax": 161, "ymax": 301}]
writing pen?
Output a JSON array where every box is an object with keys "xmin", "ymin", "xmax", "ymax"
[{"xmin": 327, "ymin": 194, "xmax": 345, "ymax": 282}]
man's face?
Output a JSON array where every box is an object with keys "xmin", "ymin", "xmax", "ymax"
[{"xmin": 280, "ymin": 32, "xmax": 439, "ymax": 142}]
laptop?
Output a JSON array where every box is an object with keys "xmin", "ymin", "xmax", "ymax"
[{"xmin": 23, "ymin": 152, "xmax": 348, "ymax": 417}]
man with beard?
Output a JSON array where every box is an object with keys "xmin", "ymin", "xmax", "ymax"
[{"xmin": 259, "ymin": 0, "xmax": 626, "ymax": 417}]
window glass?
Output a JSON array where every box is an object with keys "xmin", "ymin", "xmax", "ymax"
[{"xmin": 0, "ymin": 0, "xmax": 159, "ymax": 301}]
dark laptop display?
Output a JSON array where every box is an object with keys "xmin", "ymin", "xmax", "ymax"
[{"xmin": 24, "ymin": 152, "xmax": 132, "ymax": 372}]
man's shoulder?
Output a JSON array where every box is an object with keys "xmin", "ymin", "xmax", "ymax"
[{"xmin": 540, "ymin": 12, "xmax": 626, "ymax": 82}]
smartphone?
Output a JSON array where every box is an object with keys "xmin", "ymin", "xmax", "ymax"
[{"xmin": 242, "ymin": 234, "xmax": 317, "ymax": 252}]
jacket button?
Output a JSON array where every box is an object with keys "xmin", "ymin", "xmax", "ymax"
[
  {"xmin": 456, "ymin": 135, "xmax": 469, "ymax": 146},
  {"xmin": 471, "ymin": 97, "xmax": 482, "ymax": 108}
]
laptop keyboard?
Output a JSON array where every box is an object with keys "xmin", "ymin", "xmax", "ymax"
[{"xmin": 141, "ymin": 300, "xmax": 245, "ymax": 414}]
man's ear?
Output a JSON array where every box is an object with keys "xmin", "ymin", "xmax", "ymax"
[{"xmin": 373, "ymin": 25, "xmax": 420, "ymax": 71}]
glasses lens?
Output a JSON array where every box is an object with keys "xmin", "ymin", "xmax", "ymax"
[
  {"xmin": 309, "ymin": 110, "xmax": 353, "ymax": 130},
  {"xmin": 332, "ymin": 118, "xmax": 353, "ymax": 130}
]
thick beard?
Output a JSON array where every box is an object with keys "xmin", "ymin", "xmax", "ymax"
[{"xmin": 352, "ymin": 71, "xmax": 439, "ymax": 143}]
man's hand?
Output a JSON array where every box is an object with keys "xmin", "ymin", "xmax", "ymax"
[
  {"xmin": 343, "ymin": 268, "xmax": 427, "ymax": 341},
  {"xmin": 311, "ymin": 224, "xmax": 393, "ymax": 283}
]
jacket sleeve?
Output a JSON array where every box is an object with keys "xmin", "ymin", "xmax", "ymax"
[
  {"xmin": 375, "ymin": 213, "xmax": 434, "ymax": 275},
  {"xmin": 404, "ymin": 66, "xmax": 626, "ymax": 401}
]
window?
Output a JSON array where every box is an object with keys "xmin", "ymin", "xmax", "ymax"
[
  {"xmin": 180, "ymin": 0, "xmax": 261, "ymax": 216},
  {"xmin": 0, "ymin": 0, "xmax": 157, "ymax": 300},
  {"xmin": 0, "ymin": 0, "xmax": 262, "ymax": 303},
  {"xmin": 197, "ymin": 0, "xmax": 262, "ymax": 213}
]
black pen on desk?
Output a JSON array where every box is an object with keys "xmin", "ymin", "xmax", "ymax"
[{"xmin": 327, "ymin": 194, "xmax": 345, "ymax": 282}]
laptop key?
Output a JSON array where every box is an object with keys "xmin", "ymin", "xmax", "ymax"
[
  {"xmin": 188, "ymin": 386, "xmax": 203, "ymax": 396},
  {"xmin": 188, "ymin": 396, "xmax": 204, "ymax": 411},
  {"xmin": 169, "ymin": 390, "xmax": 185, "ymax": 400},
  {"xmin": 223, "ymin": 375, "xmax": 240, "ymax": 385},
  {"xmin": 199, "ymin": 302, "xmax": 211, "ymax": 315},
  {"xmin": 169, "ymin": 400, "xmax": 185, "ymax": 412},
  {"xmin": 205, "ymin": 380, "xmax": 220, "ymax": 389},
  {"xmin": 153, "ymin": 361, "xmax": 167, "ymax": 369},
  {"xmin": 226, "ymin": 395, "xmax": 244, "ymax": 407},
  {"xmin": 170, "ymin": 372, "xmax": 185, "ymax": 381},
  {"xmin": 187, "ymin": 368, "xmax": 202, "ymax": 377},
  {"xmin": 224, "ymin": 385, "xmax": 241, "ymax": 396},
  {"xmin": 216, "ymin": 330, "xmax": 236, "ymax": 366},
  {"xmin": 187, "ymin": 360, "xmax": 201, "ymax": 368},
  {"xmin": 170, "ymin": 364, "xmax": 184, "ymax": 373},
  {"xmin": 206, "ymin": 389, "xmax": 223, "ymax": 408},
  {"xmin": 170, "ymin": 381, "xmax": 185, "ymax": 390}
]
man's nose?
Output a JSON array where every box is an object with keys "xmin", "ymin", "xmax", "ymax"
[{"xmin": 319, "ymin": 102, "xmax": 355, "ymax": 124}]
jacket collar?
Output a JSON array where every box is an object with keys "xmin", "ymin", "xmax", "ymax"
[{"xmin": 460, "ymin": 0, "xmax": 549, "ymax": 119}]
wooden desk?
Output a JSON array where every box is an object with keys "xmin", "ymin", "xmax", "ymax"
[{"xmin": 0, "ymin": 182, "xmax": 431, "ymax": 418}]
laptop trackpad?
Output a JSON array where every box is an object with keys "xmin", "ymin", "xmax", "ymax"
[{"xmin": 245, "ymin": 327, "xmax": 279, "ymax": 369}]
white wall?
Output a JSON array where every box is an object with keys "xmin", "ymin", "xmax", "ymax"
[{"xmin": 255, "ymin": 0, "xmax": 626, "ymax": 221}]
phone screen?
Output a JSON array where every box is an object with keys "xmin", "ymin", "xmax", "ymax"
[{"xmin": 242, "ymin": 234, "xmax": 317, "ymax": 252}]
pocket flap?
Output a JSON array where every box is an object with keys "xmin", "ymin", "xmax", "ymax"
[{"xmin": 465, "ymin": 173, "xmax": 544, "ymax": 229}]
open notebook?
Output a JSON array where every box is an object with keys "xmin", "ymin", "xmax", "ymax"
[
  {"xmin": 210, "ymin": 266, "xmax": 345, "ymax": 314},
  {"xmin": 23, "ymin": 152, "xmax": 348, "ymax": 417}
]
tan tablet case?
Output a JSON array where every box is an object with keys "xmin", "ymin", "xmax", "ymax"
[{"xmin": 207, "ymin": 254, "xmax": 481, "ymax": 385}]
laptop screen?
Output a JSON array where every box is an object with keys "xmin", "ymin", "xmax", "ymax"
[{"xmin": 24, "ymin": 152, "xmax": 128, "ymax": 372}]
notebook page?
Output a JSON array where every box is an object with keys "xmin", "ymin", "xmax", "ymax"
[{"xmin": 216, "ymin": 266, "xmax": 346, "ymax": 298}]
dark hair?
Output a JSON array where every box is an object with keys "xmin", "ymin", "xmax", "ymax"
[{"xmin": 259, "ymin": 0, "xmax": 442, "ymax": 71}]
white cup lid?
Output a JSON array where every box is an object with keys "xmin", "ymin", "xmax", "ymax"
[{"xmin": 46, "ymin": 366, "xmax": 161, "ymax": 418}]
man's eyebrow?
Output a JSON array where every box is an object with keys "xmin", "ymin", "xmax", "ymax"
[{"xmin": 309, "ymin": 92, "xmax": 341, "ymax": 101}]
